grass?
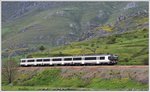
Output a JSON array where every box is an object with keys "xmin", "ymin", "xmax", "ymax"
[
  {"xmin": 2, "ymin": 2, "xmax": 149, "ymax": 91},
  {"xmin": 2, "ymin": 7, "xmax": 73, "ymax": 48},
  {"xmin": 94, "ymin": 25, "xmax": 114, "ymax": 32},
  {"xmin": 87, "ymin": 78, "xmax": 148, "ymax": 91},
  {"xmin": 2, "ymin": 69, "xmax": 148, "ymax": 91},
  {"xmin": 4, "ymin": 27, "xmax": 148, "ymax": 65},
  {"xmin": 28, "ymin": 28, "xmax": 148, "ymax": 65}
]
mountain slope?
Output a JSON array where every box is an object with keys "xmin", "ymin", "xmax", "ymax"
[
  {"xmin": 2, "ymin": 2, "xmax": 148, "ymax": 57},
  {"xmin": 29, "ymin": 27, "xmax": 148, "ymax": 65}
]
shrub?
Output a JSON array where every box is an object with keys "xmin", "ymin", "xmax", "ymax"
[
  {"xmin": 115, "ymin": 34, "xmax": 121, "ymax": 37},
  {"xmin": 143, "ymin": 58, "xmax": 149, "ymax": 65},
  {"xmin": 59, "ymin": 51, "xmax": 62, "ymax": 55},
  {"xmin": 39, "ymin": 45, "xmax": 45, "ymax": 52},
  {"xmin": 106, "ymin": 37, "xmax": 116, "ymax": 44},
  {"xmin": 105, "ymin": 46, "xmax": 108, "ymax": 49},
  {"xmin": 26, "ymin": 55, "xmax": 33, "ymax": 58},
  {"xmin": 134, "ymin": 36, "xmax": 138, "ymax": 38},
  {"xmin": 18, "ymin": 87, "xmax": 30, "ymax": 91},
  {"xmin": 90, "ymin": 43, "xmax": 95, "ymax": 47},
  {"xmin": 143, "ymin": 35, "xmax": 148, "ymax": 38},
  {"xmin": 124, "ymin": 58, "xmax": 129, "ymax": 62},
  {"xmin": 142, "ymin": 28, "xmax": 148, "ymax": 32}
]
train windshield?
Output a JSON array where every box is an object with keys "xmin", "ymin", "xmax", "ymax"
[
  {"xmin": 21, "ymin": 60, "xmax": 26, "ymax": 62},
  {"xmin": 108, "ymin": 56, "xmax": 118, "ymax": 61}
]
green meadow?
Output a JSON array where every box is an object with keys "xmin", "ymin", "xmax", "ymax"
[
  {"xmin": 29, "ymin": 28, "xmax": 148, "ymax": 65},
  {"xmin": 2, "ymin": 69, "xmax": 148, "ymax": 91}
]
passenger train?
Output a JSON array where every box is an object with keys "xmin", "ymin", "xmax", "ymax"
[{"xmin": 20, "ymin": 54, "xmax": 118, "ymax": 66}]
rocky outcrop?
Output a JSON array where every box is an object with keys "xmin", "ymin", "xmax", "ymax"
[{"xmin": 124, "ymin": 2, "xmax": 136, "ymax": 10}]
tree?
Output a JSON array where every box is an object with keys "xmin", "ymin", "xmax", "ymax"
[
  {"xmin": 2, "ymin": 60, "xmax": 18, "ymax": 84},
  {"xmin": 2, "ymin": 42, "xmax": 27, "ymax": 84},
  {"xmin": 39, "ymin": 45, "xmax": 45, "ymax": 52}
]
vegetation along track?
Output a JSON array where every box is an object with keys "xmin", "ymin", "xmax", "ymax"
[
  {"xmin": 19, "ymin": 65, "xmax": 148, "ymax": 71},
  {"xmin": 18, "ymin": 65, "xmax": 148, "ymax": 84}
]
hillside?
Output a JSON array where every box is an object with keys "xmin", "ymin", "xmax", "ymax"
[
  {"xmin": 2, "ymin": 66, "xmax": 148, "ymax": 91},
  {"xmin": 2, "ymin": 2, "xmax": 148, "ymax": 57},
  {"xmin": 1, "ymin": 1, "xmax": 149, "ymax": 91},
  {"xmin": 28, "ymin": 15, "xmax": 149, "ymax": 65}
]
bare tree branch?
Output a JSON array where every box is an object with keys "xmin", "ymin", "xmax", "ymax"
[{"xmin": 2, "ymin": 60, "xmax": 18, "ymax": 84}]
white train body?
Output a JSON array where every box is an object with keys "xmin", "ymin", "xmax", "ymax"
[{"xmin": 20, "ymin": 54, "xmax": 118, "ymax": 66}]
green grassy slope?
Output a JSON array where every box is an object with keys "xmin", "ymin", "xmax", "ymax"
[
  {"xmin": 2, "ymin": 10, "xmax": 148, "ymax": 65},
  {"xmin": 2, "ymin": 69, "xmax": 148, "ymax": 91},
  {"xmin": 2, "ymin": 8, "xmax": 73, "ymax": 48},
  {"xmin": 1, "ymin": 2, "xmax": 148, "ymax": 65},
  {"xmin": 29, "ymin": 27, "xmax": 148, "ymax": 65}
]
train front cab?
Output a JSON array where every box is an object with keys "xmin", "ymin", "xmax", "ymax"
[{"xmin": 108, "ymin": 55, "xmax": 118, "ymax": 64}]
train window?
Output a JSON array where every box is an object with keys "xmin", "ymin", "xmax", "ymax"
[
  {"xmin": 21, "ymin": 60, "xmax": 26, "ymax": 62},
  {"xmin": 36, "ymin": 59, "xmax": 42, "ymax": 62},
  {"xmin": 85, "ymin": 57, "xmax": 96, "ymax": 60},
  {"xmin": 73, "ymin": 57, "xmax": 82, "ymax": 60},
  {"xmin": 27, "ymin": 60, "xmax": 35, "ymax": 62},
  {"xmin": 100, "ymin": 57, "xmax": 105, "ymax": 60},
  {"xmin": 43, "ymin": 59, "xmax": 50, "ymax": 62},
  {"xmin": 108, "ymin": 56, "xmax": 118, "ymax": 60},
  {"xmin": 114, "ymin": 57, "xmax": 118, "ymax": 60},
  {"xmin": 64, "ymin": 58, "xmax": 72, "ymax": 61},
  {"xmin": 52, "ymin": 58, "xmax": 62, "ymax": 61}
]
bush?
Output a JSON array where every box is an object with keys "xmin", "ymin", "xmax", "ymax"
[
  {"xmin": 106, "ymin": 37, "xmax": 116, "ymax": 44},
  {"xmin": 115, "ymin": 34, "xmax": 121, "ymax": 37},
  {"xmin": 142, "ymin": 28, "xmax": 148, "ymax": 32},
  {"xmin": 143, "ymin": 58, "xmax": 149, "ymax": 65},
  {"xmin": 26, "ymin": 55, "xmax": 33, "ymax": 58},
  {"xmin": 39, "ymin": 45, "xmax": 45, "ymax": 52},
  {"xmin": 105, "ymin": 46, "xmax": 108, "ymax": 49},
  {"xmin": 124, "ymin": 58, "xmax": 129, "ymax": 62},
  {"xmin": 18, "ymin": 87, "xmax": 30, "ymax": 91},
  {"xmin": 134, "ymin": 36, "xmax": 138, "ymax": 38},
  {"xmin": 143, "ymin": 35, "xmax": 148, "ymax": 38},
  {"xmin": 90, "ymin": 43, "xmax": 95, "ymax": 47}
]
